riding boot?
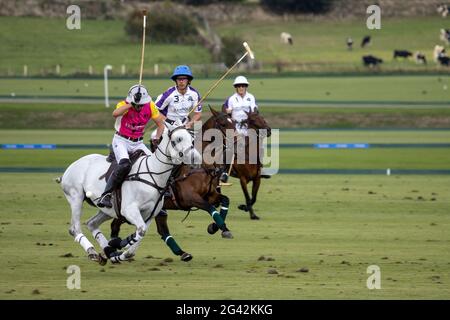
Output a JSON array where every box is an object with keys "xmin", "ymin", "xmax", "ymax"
[
  {"xmin": 98, "ymin": 159, "xmax": 132, "ymax": 208},
  {"xmin": 97, "ymin": 174, "xmax": 117, "ymax": 208}
]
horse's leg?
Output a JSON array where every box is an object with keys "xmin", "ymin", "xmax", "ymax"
[
  {"xmin": 194, "ymin": 197, "xmax": 233, "ymax": 239},
  {"xmin": 85, "ymin": 210, "xmax": 111, "ymax": 265},
  {"xmin": 155, "ymin": 211, "xmax": 193, "ymax": 262},
  {"xmin": 248, "ymin": 176, "xmax": 261, "ymax": 220},
  {"xmin": 238, "ymin": 176, "xmax": 259, "ymax": 219},
  {"xmin": 110, "ymin": 218, "xmax": 123, "ymax": 239},
  {"xmin": 64, "ymin": 190, "xmax": 100, "ymax": 263},
  {"xmin": 110, "ymin": 203, "xmax": 146, "ymax": 263},
  {"xmin": 207, "ymin": 194, "xmax": 230, "ymax": 235}
]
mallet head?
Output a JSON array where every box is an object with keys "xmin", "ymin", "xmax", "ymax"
[{"xmin": 243, "ymin": 42, "xmax": 255, "ymax": 60}]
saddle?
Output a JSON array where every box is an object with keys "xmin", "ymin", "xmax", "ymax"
[
  {"xmin": 98, "ymin": 148, "xmax": 147, "ymax": 218},
  {"xmin": 100, "ymin": 147, "xmax": 146, "ymax": 182}
]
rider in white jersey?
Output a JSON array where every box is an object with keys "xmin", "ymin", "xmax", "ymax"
[
  {"xmin": 221, "ymin": 76, "xmax": 271, "ymax": 182},
  {"xmin": 222, "ymin": 75, "xmax": 258, "ymax": 136}
]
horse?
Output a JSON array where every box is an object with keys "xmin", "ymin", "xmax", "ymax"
[
  {"xmin": 109, "ymin": 107, "xmax": 237, "ymax": 259},
  {"xmin": 59, "ymin": 122, "xmax": 200, "ymax": 264},
  {"xmin": 223, "ymin": 110, "xmax": 271, "ymax": 221}
]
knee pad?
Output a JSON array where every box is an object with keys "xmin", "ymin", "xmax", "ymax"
[{"xmin": 116, "ymin": 159, "xmax": 131, "ymax": 180}]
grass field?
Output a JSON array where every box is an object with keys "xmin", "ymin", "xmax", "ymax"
[
  {"xmin": 1, "ymin": 75, "xmax": 449, "ymax": 129},
  {"xmin": 1, "ymin": 16, "xmax": 450, "ymax": 75},
  {"xmin": 1, "ymin": 76, "xmax": 449, "ymax": 102},
  {"xmin": 1, "ymin": 130, "xmax": 450, "ymax": 170},
  {"xmin": 0, "ymin": 173, "xmax": 449, "ymax": 299}
]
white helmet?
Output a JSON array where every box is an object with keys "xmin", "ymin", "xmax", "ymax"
[
  {"xmin": 233, "ymin": 75, "xmax": 249, "ymax": 87},
  {"xmin": 126, "ymin": 84, "xmax": 152, "ymax": 105}
]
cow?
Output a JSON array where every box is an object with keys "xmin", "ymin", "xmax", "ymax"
[
  {"xmin": 393, "ymin": 50, "xmax": 413, "ymax": 59},
  {"xmin": 440, "ymin": 28, "xmax": 450, "ymax": 44},
  {"xmin": 346, "ymin": 37, "xmax": 354, "ymax": 50},
  {"xmin": 439, "ymin": 55, "xmax": 450, "ymax": 66},
  {"xmin": 434, "ymin": 45, "xmax": 446, "ymax": 62},
  {"xmin": 437, "ymin": 4, "xmax": 449, "ymax": 17},
  {"xmin": 362, "ymin": 55, "xmax": 383, "ymax": 67},
  {"xmin": 280, "ymin": 32, "xmax": 293, "ymax": 45},
  {"xmin": 414, "ymin": 52, "xmax": 427, "ymax": 65},
  {"xmin": 361, "ymin": 35, "xmax": 371, "ymax": 48},
  {"xmin": 434, "ymin": 45, "xmax": 450, "ymax": 66}
]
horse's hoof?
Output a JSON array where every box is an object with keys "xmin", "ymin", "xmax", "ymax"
[
  {"xmin": 251, "ymin": 215, "xmax": 260, "ymax": 220},
  {"xmin": 110, "ymin": 251, "xmax": 123, "ymax": 264},
  {"xmin": 98, "ymin": 253, "xmax": 108, "ymax": 266},
  {"xmin": 88, "ymin": 253, "xmax": 100, "ymax": 263},
  {"xmin": 103, "ymin": 245, "xmax": 117, "ymax": 258},
  {"xmin": 238, "ymin": 204, "xmax": 248, "ymax": 212},
  {"xmin": 108, "ymin": 237, "xmax": 123, "ymax": 249},
  {"xmin": 180, "ymin": 252, "xmax": 193, "ymax": 262},
  {"xmin": 221, "ymin": 231, "xmax": 233, "ymax": 239},
  {"xmin": 207, "ymin": 223, "xmax": 219, "ymax": 235}
]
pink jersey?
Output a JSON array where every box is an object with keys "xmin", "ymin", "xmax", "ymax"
[{"xmin": 114, "ymin": 100, "xmax": 159, "ymax": 139}]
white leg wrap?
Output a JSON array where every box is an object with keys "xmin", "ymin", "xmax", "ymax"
[
  {"xmin": 93, "ymin": 230, "xmax": 109, "ymax": 249},
  {"xmin": 74, "ymin": 233, "xmax": 94, "ymax": 252}
]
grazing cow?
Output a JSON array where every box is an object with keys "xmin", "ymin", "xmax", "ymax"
[
  {"xmin": 414, "ymin": 52, "xmax": 427, "ymax": 64},
  {"xmin": 433, "ymin": 45, "xmax": 450, "ymax": 66},
  {"xmin": 346, "ymin": 37, "xmax": 354, "ymax": 50},
  {"xmin": 440, "ymin": 28, "xmax": 450, "ymax": 44},
  {"xmin": 438, "ymin": 55, "xmax": 450, "ymax": 66},
  {"xmin": 437, "ymin": 4, "xmax": 449, "ymax": 17},
  {"xmin": 393, "ymin": 50, "xmax": 413, "ymax": 59},
  {"xmin": 362, "ymin": 55, "xmax": 383, "ymax": 67},
  {"xmin": 361, "ymin": 35, "xmax": 371, "ymax": 48},
  {"xmin": 434, "ymin": 45, "xmax": 446, "ymax": 62},
  {"xmin": 280, "ymin": 32, "xmax": 293, "ymax": 45}
]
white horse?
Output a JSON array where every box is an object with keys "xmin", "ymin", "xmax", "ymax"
[{"xmin": 59, "ymin": 123, "xmax": 200, "ymax": 264}]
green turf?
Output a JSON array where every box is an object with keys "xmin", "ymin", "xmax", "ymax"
[
  {"xmin": 280, "ymin": 148, "xmax": 450, "ymax": 170},
  {"xmin": 1, "ymin": 147, "xmax": 448, "ymax": 170},
  {"xmin": 0, "ymin": 173, "xmax": 449, "ymax": 299},
  {"xmin": 1, "ymin": 76, "xmax": 449, "ymax": 102},
  {"xmin": 1, "ymin": 130, "xmax": 450, "ymax": 171},
  {"xmin": 2, "ymin": 129, "xmax": 450, "ymax": 144}
]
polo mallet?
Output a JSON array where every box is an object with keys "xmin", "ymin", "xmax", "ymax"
[
  {"xmin": 134, "ymin": 10, "xmax": 147, "ymax": 105},
  {"xmin": 189, "ymin": 42, "xmax": 255, "ymax": 115}
]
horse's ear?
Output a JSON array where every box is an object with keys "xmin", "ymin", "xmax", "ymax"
[{"xmin": 209, "ymin": 105, "xmax": 218, "ymax": 116}]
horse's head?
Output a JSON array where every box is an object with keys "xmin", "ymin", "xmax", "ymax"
[
  {"xmin": 205, "ymin": 106, "xmax": 236, "ymax": 134},
  {"xmin": 164, "ymin": 123, "xmax": 201, "ymax": 165},
  {"xmin": 244, "ymin": 110, "xmax": 271, "ymax": 137}
]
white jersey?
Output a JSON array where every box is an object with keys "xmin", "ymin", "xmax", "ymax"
[
  {"xmin": 155, "ymin": 86, "xmax": 202, "ymax": 123},
  {"xmin": 223, "ymin": 92, "xmax": 258, "ymax": 131}
]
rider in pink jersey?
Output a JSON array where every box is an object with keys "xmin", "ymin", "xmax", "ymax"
[{"xmin": 98, "ymin": 84, "xmax": 165, "ymax": 208}]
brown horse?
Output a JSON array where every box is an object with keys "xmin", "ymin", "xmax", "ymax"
[
  {"xmin": 224, "ymin": 110, "xmax": 271, "ymax": 220},
  {"xmin": 109, "ymin": 107, "xmax": 236, "ymax": 260}
]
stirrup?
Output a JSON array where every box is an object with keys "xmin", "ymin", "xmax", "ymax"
[
  {"xmin": 220, "ymin": 181, "xmax": 233, "ymax": 186},
  {"xmin": 97, "ymin": 193, "xmax": 112, "ymax": 208}
]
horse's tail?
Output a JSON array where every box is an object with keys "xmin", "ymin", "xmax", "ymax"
[{"xmin": 54, "ymin": 176, "xmax": 62, "ymax": 184}]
